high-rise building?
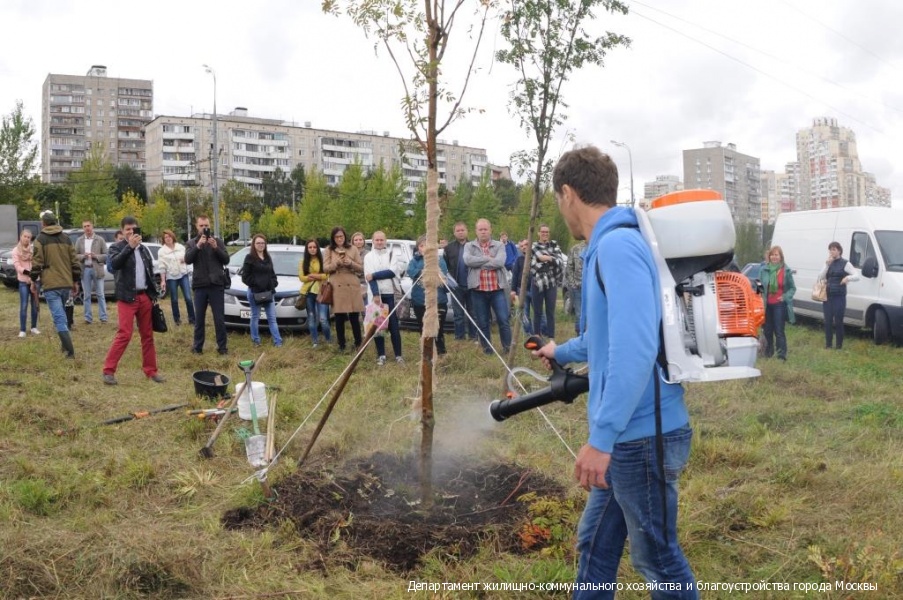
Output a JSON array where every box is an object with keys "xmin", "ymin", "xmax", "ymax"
[
  {"xmin": 144, "ymin": 109, "xmax": 492, "ymax": 200},
  {"xmin": 682, "ymin": 141, "xmax": 761, "ymax": 222},
  {"xmin": 41, "ymin": 65, "xmax": 153, "ymax": 183},
  {"xmin": 642, "ymin": 175, "xmax": 683, "ymax": 208},
  {"xmin": 796, "ymin": 117, "xmax": 890, "ymax": 210}
]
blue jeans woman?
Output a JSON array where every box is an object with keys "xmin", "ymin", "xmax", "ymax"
[
  {"xmin": 305, "ymin": 293, "xmax": 332, "ymax": 345},
  {"xmin": 167, "ymin": 274, "xmax": 196, "ymax": 325},
  {"xmin": 246, "ymin": 291, "xmax": 282, "ymax": 347},
  {"xmin": 18, "ymin": 281, "xmax": 39, "ymax": 335}
]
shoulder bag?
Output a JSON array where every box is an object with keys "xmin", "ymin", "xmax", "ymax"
[
  {"xmin": 811, "ymin": 278, "xmax": 827, "ymax": 302},
  {"xmin": 253, "ymin": 290, "xmax": 274, "ymax": 304},
  {"xmin": 317, "ymin": 280, "xmax": 334, "ymax": 305},
  {"xmin": 151, "ymin": 301, "xmax": 168, "ymax": 333}
]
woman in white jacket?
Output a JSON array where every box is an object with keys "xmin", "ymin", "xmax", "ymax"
[
  {"xmin": 363, "ymin": 231, "xmax": 405, "ymax": 365},
  {"xmin": 158, "ymin": 229, "xmax": 196, "ymax": 326}
]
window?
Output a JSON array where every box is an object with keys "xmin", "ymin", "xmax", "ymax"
[{"xmin": 849, "ymin": 232, "xmax": 874, "ymax": 269}]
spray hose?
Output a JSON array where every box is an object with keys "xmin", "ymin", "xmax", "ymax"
[{"xmin": 489, "ymin": 336, "xmax": 589, "ymax": 422}]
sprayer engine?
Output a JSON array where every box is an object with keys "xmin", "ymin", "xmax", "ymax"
[{"xmin": 642, "ymin": 190, "xmax": 764, "ymax": 383}]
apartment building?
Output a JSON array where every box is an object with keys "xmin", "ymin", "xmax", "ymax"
[
  {"xmin": 682, "ymin": 141, "xmax": 761, "ymax": 223},
  {"xmin": 41, "ymin": 65, "xmax": 153, "ymax": 183},
  {"xmin": 144, "ymin": 109, "xmax": 491, "ymax": 199},
  {"xmin": 796, "ymin": 117, "xmax": 890, "ymax": 210},
  {"xmin": 642, "ymin": 175, "xmax": 682, "ymax": 208}
]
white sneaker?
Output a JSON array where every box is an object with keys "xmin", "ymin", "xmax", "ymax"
[
  {"xmin": 18, "ymin": 331, "xmax": 26, "ymax": 338},
  {"xmin": 395, "ymin": 356, "xmax": 405, "ymax": 365},
  {"xmin": 377, "ymin": 356, "xmax": 387, "ymax": 366},
  {"xmin": 31, "ymin": 328, "xmax": 40, "ymax": 335}
]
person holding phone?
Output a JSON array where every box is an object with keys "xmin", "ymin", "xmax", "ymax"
[
  {"xmin": 185, "ymin": 215, "xmax": 230, "ymax": 355},
  {"xmin": 102, "ymin": 216, "xmax": 165, "ymax": 385}
]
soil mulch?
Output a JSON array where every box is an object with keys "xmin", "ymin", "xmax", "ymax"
[{"xmin": 222, "ymin": 452, "xmax": 568, "ymax": 572}]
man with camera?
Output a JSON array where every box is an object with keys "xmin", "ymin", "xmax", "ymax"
[
  {"xmin": 185, "ymin": 215, "xmax": 230, "ymax": 355},
  {"xmin": 102, "ymin": 216, "xmax": 165, "ymax": 385}
]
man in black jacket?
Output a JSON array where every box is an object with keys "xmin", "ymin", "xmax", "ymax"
[
  {"xmin": 102, "ymin": 216, "xmax": 165, "ymax": 385},
  {"xmin": 443, "ymin": 221, "xmax": 477, "ymax": 341},
  {"xmin": 185, "ymin": 215, "xmax": 230, "ymax": 355}
]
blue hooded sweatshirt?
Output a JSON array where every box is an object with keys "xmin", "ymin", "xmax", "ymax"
[{"xmin": 554, "ymin": 206, "xmax": 689, "ymax": 453}]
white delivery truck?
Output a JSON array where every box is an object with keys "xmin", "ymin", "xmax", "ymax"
[{"xmin": 771, "ymin": 207, "xmax": 903, "ymax": 344}]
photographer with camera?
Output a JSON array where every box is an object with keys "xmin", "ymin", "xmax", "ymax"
[
  {"xmin": 185, "ymin": 215, "xmax": 230, "ymax": 355},
  {"xmin": 102, "ymin": 217, "xmax": 165, "ymax": 385}
]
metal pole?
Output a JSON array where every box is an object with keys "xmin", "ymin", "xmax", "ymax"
[
  {"xmin": 291, "ymin": 189, "xmax": 297, "ymax": 245},
  {"xmin": 610, "ymin": 140, "xmax": 635, "ymax": 207},
  {"xmin": 203, "ymin": 65, "xmax": 221, "ymax": 239}
]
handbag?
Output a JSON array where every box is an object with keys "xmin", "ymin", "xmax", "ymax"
[
  {"xmin": 316, "ymin": 281, "xmax": 334, "ymax": 305},
  {"xmin": 223, "ymin": 267, "xmax": 232, "ymax": 289},
  {"xmin": 811, "ymin": 278, "xmax": 827, "ymax": 302},
  {"xmin": 253, "ymin": 290, "xmax": 274, "ymax": 303},
  {"xmin": 151, "ymin": 301, "xmax": 168, "ymax": 333}
]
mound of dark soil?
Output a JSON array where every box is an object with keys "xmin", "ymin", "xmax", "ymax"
[{"xmin": 223, "ymin": 452, "xmax": 568, "ymax": 572}]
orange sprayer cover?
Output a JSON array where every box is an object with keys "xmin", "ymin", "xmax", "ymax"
[
  {"xmin": 650, "ymin": 189, "xmax": 723, "ymax": 210},
  {"xmin": 715, "ymin": 271, "xmax": 765, "ymax": 337}
]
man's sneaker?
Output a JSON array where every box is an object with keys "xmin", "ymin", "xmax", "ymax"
[
  {"xmin": 395, "ymin": 356, "xmax": 405, "ymax": 365},
  {"xmin": 377, "ymin": 356, "xmax": 387, "ymax": 366},
  {"xmin": 102, "ymin": 374, "xmax": 118, "ymax": 385},
  {"xmin": 18, "ymin": 331, "xmax": 26, "ymax": 338},
  {"xmin": 30, "ymin": 328, "xmax": 40, "ymax": 335},
  {"xmin": 312, "ymin": 342, "xmax": 319, "ymax": 348},
  {"xmin": 149, "ymin": 374, "xmax": 166, "ymax": 383}
]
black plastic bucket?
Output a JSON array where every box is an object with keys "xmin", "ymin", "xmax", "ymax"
[{"xmin": 193, "ymin": 370, "xmax": 231, "ymax": 400}]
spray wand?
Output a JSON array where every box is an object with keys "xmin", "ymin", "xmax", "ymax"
[{"xmin": 489, "ymin": 336, "xmax": 589, "ymax": 422}]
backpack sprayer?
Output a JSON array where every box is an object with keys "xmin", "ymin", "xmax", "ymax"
[{"xmin": 490, "ymin": 190, "xmax": 765, "ymax": 421}]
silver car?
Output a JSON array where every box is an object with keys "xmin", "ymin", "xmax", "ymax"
[{"xmin": 223, "ymin": 244, "xmax": 308, "ymax": 331}]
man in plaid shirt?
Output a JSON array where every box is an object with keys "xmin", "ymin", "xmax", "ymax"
[{"xmin": 463, "ymin": 218, "xmax": 512, "ymax": 355}]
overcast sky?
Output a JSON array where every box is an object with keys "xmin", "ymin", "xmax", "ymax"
[{"xmin": 2, "ymin": 0, "xmax": 902, "ymax": 205}]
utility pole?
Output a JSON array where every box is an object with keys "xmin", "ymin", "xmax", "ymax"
[
  {"xmin": 203, "ymin": 64, "xmax": 220, "ymax": 238},
  {"xmin": 291, "ymin": 189, "xmax": 297, "ymax": 245}
]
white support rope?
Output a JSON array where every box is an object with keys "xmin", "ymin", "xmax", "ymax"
[{"xmin": 245, "ymin": 276, "xmax": 577, "ymax": 485}]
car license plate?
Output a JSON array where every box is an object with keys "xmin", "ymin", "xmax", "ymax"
[{"xmin": 240, "ymin": 309, "xmax": 251, "ymax": 319}]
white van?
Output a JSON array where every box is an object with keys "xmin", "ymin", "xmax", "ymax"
[{"xmin": 771, "ymin": 207, "xmax": 903, "ymax": 344}]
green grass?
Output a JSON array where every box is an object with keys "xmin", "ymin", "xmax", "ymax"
[{"xmin": 0, "ymin": 293, "xmax": 901, "ymax": 598}]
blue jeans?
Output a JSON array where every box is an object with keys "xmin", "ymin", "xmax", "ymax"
[
  {"xmin": 470, "ymin": 288, "xmax": 512, "ymax": 353},
  {"xmin": 306, "ymin": 293, "xmax": 332, "ymax": 343},
  {"xmin": 531, "ymin": 284, "xmax": 558, "ymax": 338},
  {"xmin": 823, "ymin": 294, "xmax": 846, "ymax": 348},
  {"xmin": 574, "ymin": 425, "xmax": 697, "ymax": 600},
  {"xmin": 18, "ymin": 282, "xmax": 38, "ymax": 332},
  {"xmin": 167, "ymin": 275, "xmax": 196, "ymax": 324},
  {"xmin": 44, "ymin": 288, "xmax": 71, "ymax": 333},
  {"xmin": 373, "ymin": 293, "xmax": 402, "ymax": 359},
  {"xmin": 82, "ymin": 267, "xmax": 107, "ymax": 323},
  {"xmin": 246, "ymin": 290, "xmax": 282, "ymax": 346},
  {"xmin": 763, "ymin": 301, "xmax": 787, "ymax": 358},
  {"xmin": 451, "ymin": 286, "xmax": 477, "ymax": 340}
]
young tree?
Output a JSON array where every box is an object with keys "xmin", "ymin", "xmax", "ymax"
[
  {"xmin": 297, "ymin": 168, "xmax": 335, "ymax": 240},
  {"xmin": 290, "ymin": 163, "xmax": 307, "ymax": 201},
  {"xmin": 323, "ymin": 0, "xmax": 493, "ymax": 507},
  {"xmin": 469, "ymin": 170, "xmax": 501, "ymax": 224},
  {"xmin": 0, "ymin": 101, "xmax": 39, "ymax": 213},
  {"xmin": 142, "ymin": 197, "xmax": 176, "ymax": 241},
  {"xmin": 112, "ymin": 190, "xmax": 146, "ymax": 226},
  {"xmin": 497, "ymin": 0, "xmax": 630, "ymax": 361},
  {"xmin": 69, "ymin": 143, "xmax": 118, "ymax": 226}
]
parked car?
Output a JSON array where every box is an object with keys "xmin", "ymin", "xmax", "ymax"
[
  {"xmin": 741, "ymin": 262, "xmax": 763, "ymax": 289},
  {"xmin": 223, "ymin": 244, "xmax": 308, "ymax": 331},
  {"xmin": 0, "ymin": 248, "xmax": 17, "ymax": 288}
]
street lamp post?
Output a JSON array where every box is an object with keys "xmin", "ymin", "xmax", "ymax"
[
  {"xmin": 203, "ymin": 64, "xmax": 220, "ymax": 239},
  {"xmin": 610, "ymin": 140, "xmax": 635, "ymax": 207}
]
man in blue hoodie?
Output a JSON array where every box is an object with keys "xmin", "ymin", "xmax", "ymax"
[{"xmin": 535, "ymin": 146, "xmax": 696, "ymax": 599}]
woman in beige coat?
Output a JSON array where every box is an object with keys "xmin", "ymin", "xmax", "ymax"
[{"xmin": 324, "ymin": 226, "xmax": 364, "ymax": 351}]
